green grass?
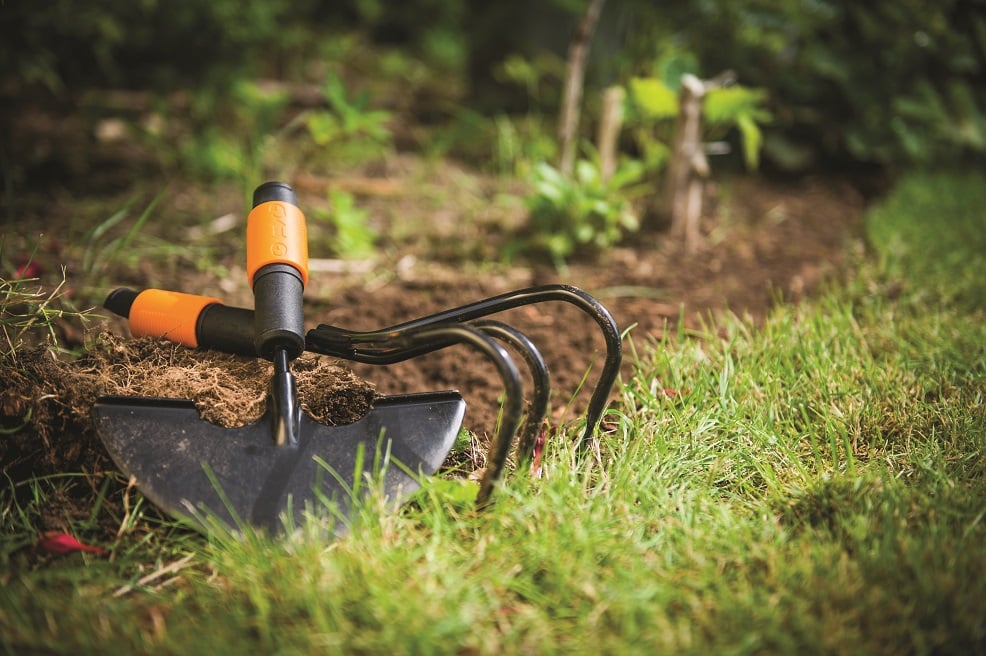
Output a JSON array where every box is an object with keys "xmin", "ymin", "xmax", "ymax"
[
  {"xmin": 2, "ymin": 170, "xmax": 985, "ymax": 654},
  {"xmin": 865, "ymin": 170, "xmax": 986, "ymax": 309}
]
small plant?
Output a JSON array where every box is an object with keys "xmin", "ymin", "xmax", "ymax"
[
  {"xmin": 625, "ymin": 72, "xmax": 771, "ymax": 171},
  {"xmin": 625, "ymin": 76, "xmax": 678, "ymax": 172},
  {"xmin": 492, "ymin": 114, "xmax": 557, "ymax": 177},
  {"xmin": 516, "ymin": 157, "xmax": 644, "ymax": 268},
  {"xmin": 312, "ymin": 189, "xmax": 378, "ymax": 259},
  {"xmin": 305, "ymin": 73, "xmax": 392, "ymax": 149},
  {"xmin": 703, "ymin": 84, "xmax": 772, "ymax": 169}
]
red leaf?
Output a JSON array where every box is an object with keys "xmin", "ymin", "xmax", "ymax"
[
  {"xmin": 37, "ymin": 532, "xmax": 108, "ymax": 556},
  {"xmin": 13, "ymin": 257, "xmax": 43, "ymax": 279},
  {"xmin": 661, "ymin": 388, "xmax": 691, "ymax": 398},
  {"xmin": 530, "ymin": 425, "xmax": 547, "ymax": 479}
]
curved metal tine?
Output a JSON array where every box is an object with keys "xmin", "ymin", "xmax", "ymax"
[
  {"xmin": 309, "ymin": 284, "xmax": 622, "ymax": 451},
  {"xmin": 470, "ymin": 320, "xmax": 549, "ymax": 470},
  {"xmin": 309, "ymin": 322, "xmax": 524, "ymax": 508},
  {"xmin": 306, "ymin": 320, "xmax": 547, "ymax": 475}
]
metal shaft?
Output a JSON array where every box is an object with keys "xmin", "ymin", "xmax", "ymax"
[{"xmin": 270, "ymin": 347, "xmax": 301, "ymax": 447}]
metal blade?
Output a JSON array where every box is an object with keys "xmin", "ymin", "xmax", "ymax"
[{"xmin": 93, "ymin": 391, "xmax": 465, "ymax": 535}]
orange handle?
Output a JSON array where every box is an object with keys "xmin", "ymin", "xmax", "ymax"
[
  {"xmin": 246, "ymin": 200, "xmax": 309, "ymax": 288},
  {"xmin": 128, "ymin": 289, "xmax": 222, "ymax": 348}
]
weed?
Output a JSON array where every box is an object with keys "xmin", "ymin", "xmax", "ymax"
[
  {"xmin": 514, "ymin": 157, "xmax": 644, "ymax": 268},
  {"xmin": 310, "ymin": 189, "xmax": 379, "ymax": 259},
  {"xmin": 301, "ymin": 72, "xmax": 392, "ymax": 170},
  {"xmin": 492, "ymin": 114, "xmax": 557, "ymax": 177}
]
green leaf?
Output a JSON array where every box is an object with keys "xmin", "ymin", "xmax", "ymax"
[
  {"xmin": 306, "ymin": 112, "xmax": 340, "ymax": 146},
  {"xmin": 736, "ymin": 113, "xmax": 763, "ymax": 170},
  {"xmin": 575, "ymin": 159, "xmax": 599, "ymax": 186},
  {"xmin": 704, "ymin": 86, "xmax": 770, "ymax": 125},
  {"xmin": 425, "ymin": 478, "xmax": 479, "ymax": 509},
  {"xmin": 655, "ymin": 50, "xmax": 701, "ymax": 90},
  {"xmin": 327, "ymin": 189, "xmax": 377, "ymax": 258},
  {"xmin": 608, "ymin": 159, "xmax": 645, "ymax": 189},
  {"xmin": 628, "ymin": 77, "xmax": 679, "ymax": 120},
  {"xmin": 322, "ymin": 73, "xmax": 349, "ymax": 112},
  {"xmin": 498, "ymin": 54, "xmax": 539, "ymax": 88}
]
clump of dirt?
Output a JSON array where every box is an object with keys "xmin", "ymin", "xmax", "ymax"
[{"xmin": 0, "ymin": 333, "xmax": 375, "ymax": 483}]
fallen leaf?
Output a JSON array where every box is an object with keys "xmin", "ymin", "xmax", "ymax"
[
  {"xmin": 661, "ymin": 388, "xmax": 691, "ymax": 398},
  {"xmin": 13, "ymin": 257, "xmax": 43, "ymax": 279},
  {"xmin": 37, "ymin": 532, "xmax": 108, "ymax": 556},
  {"xmin": 530, "ymin": 425, "xmax": 547, "ymax": 479}
]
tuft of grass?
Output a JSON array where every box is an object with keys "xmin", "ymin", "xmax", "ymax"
[
  {"xmin": 0, "ymin": 265, "xmax": 88, "ymax": 359},
  {"xmin": 79, "ymin": 189, "xmax": 169, "ymax": 288},
  {"xmin": 1, "ymin": 171, "xmax": 985, "ymax": 653}
]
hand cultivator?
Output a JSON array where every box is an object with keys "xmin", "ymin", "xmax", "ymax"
[{"xmin": 95, "ymin": 182, "xmax": 621, "ymax": 535}]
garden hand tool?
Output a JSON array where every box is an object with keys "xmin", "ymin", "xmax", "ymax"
[
  {"xmin": 304, "ymin": 284, "xmax": 622, "ymax": 503},
  {"xmin": 94, "ymin": 182, "xmax": 469, "ymax": 534},
  {"xmin": 106, "ymin": 275, "xmax": 622, "ymax": 508}
]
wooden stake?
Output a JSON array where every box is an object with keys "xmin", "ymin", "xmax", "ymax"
[
  {"xmin": 597, "ymin": 85, "xmax": 624, "ymax": 182},
  {"xmin": 665, "ymin": 74, "xmax": 709, "ymax": 253},
  {"xmin": 558, "ymin": 0, "xmax": 607, "ymax": 177}
]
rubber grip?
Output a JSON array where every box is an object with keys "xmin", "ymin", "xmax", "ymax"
[
  {"xmin": 197, "ymin": 304, "xmax": 257, "ymax": 356},
  {"xmin": 129, "ymin": 289, "xmax": 222, "ymax": 348},
  {"xmin": 246, "ymin": 200, "xmax": 309, "ymax": 287}
]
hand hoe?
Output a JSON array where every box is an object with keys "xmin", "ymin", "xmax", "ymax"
[{"xmin": 94, "ymin": 183, "xmax": 466, "ymax": 535}]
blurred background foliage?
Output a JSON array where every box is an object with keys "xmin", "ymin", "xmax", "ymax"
[
  {"xmin": 647, "ymin": 0, "xmax": 986, "ymax": 171},
  {"xmin": 2, "ymin": 0, "xmax": 985, "ymax": 175}
]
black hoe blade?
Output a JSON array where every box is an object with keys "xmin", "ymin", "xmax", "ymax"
[{"xmin": 93, "ymin": 391, "xmax": 465, "ymax": 534}]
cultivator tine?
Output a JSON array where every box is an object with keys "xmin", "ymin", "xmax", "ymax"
[
  {"xmin": 306, "ymin": 317, "xmax": 551, "ymax": 465},
  {"xmin": 304, "ymin": 284, "xmax": 623, "ymax": 505},
  {"xmin": 304, "ymin": 322, "xmax": 527, "ymax": 506},
  {"xmin": 309, "ymin": 283, "xmax": 622, "ymax": 449},
  {"xmin": 469, "ymin": 319, "xmax": 550, "ymax": 468}
]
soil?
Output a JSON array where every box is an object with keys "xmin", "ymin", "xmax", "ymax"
[
  {"xmin": 311, "ymin": 174, "xmax": 866, "ymax": 435},
  {"xmin": 0, "ymin": 90, "xmax": 868, "ymax": 533}
]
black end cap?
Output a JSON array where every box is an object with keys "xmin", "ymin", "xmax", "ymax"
[
  {"xmin": 252, "ymin": 182, "xmax": 298, "ymax": 208},
  {"xmin": 104, "ymin": 288, "xmax": 139, "ymax": 319}
]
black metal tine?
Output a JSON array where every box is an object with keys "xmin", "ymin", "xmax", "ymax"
[
  {"xmin": 470, "ymin": 319, "xmax": 550, "ymax": 469},
  {"xmin": 307, "ymin": 319, "xmax": 549, "ymax": 484},
  {"xmin": 308, "ymin": 284, "xmax": 622, "ymax": 450},
  {"xmin": 305, "ymin": 322, "xmax": 524, "ymax": 508}
]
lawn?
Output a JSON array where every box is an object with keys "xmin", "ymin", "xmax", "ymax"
[{"xmin": 2, "ymin": 170, "xmax": 984, "ymax": 654}]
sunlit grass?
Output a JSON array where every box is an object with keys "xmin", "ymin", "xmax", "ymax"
[{"xmin": 2, "ymin": 170, "xmax": 985, "ymax": 653}]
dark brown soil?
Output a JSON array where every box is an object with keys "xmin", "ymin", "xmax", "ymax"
[{"xmin": 311, "ymin": 176, "xmax": 865, "ymax": 436}]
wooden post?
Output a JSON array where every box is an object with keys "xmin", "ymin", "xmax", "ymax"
[
  {"xmin": 558, "ymin": 0, "xmax": 607, "ymax": 177},
  {"xmin": 665, "ymin": 74, "xmax": 709, "ymax": 253},
  {"xmin": 597, "ymin": 85, "xmax": 624, "ymax": 182}
]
